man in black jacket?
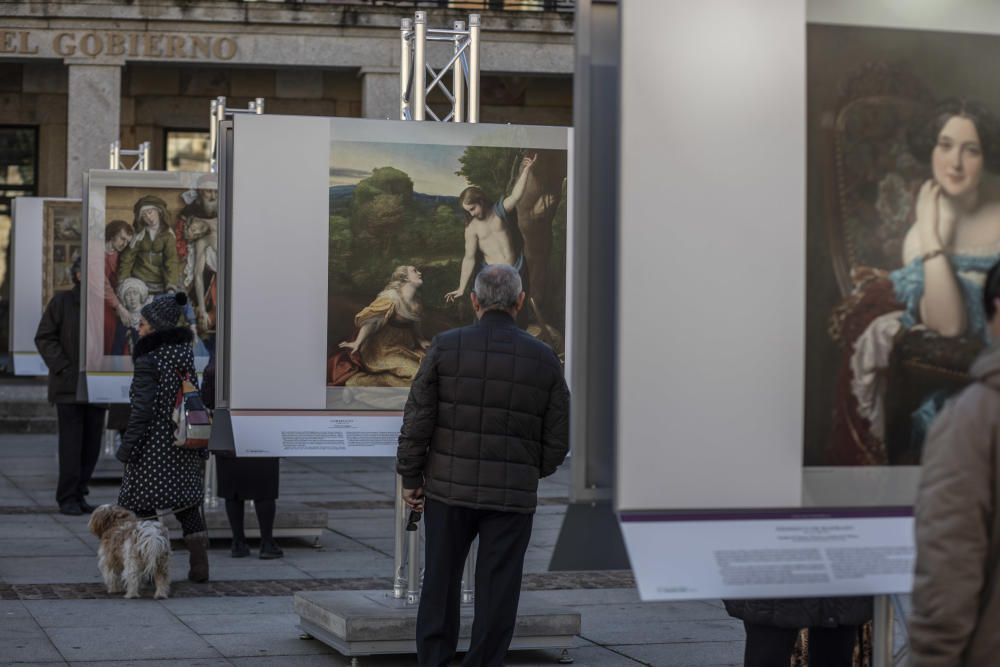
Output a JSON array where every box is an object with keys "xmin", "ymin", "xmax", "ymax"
[
  {"xmin": 34, "ymin": 258, "xmax": 107, "ymax": 516},
  {"xmin": 397, "ymin": 263, "xmax": 570, "ymax": 667}
]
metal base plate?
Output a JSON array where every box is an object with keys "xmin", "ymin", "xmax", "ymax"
[
  {"xmin": 295, "ymin": 589, "xmax": 581, "ymax": 657},
  {"xmin": 162, "ymin": 502, "xmax": 327, "ymax": 542}
]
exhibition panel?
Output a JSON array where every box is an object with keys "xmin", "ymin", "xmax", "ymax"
[
  {"xmin": 616, "ymin": 0, "xmax": 807, "ymax": 513},
  {"xmin": 613, "ymin": 0, "xmax": 1000, "ymax": 601},
  {"xmin": 80, "ymin": 169, "xmax": 216, "ymax": 402},
  {"xmin": 8, "ymin": 197, "xmax": 80, "ymax": 375},
  {"xmin": 219, "ymin": 114, "xmax": 572, "ymax": 456}
]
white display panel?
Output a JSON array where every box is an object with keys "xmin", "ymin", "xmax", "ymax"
[
  {"xmin": 622, "ymin": 511, "xmax": 914, "ymax": 601},
  {"xmin": 228, "ymin": 115, "xmax": 330, "ymax": 410},
  {"xmin": 231, "ymin": 413, "xmax": 402, "ymax": 457},
  {"xmin": 224, "ymin": 115, "xmax": 573, "ymax": 456},
  {"xmin": 616, "ymin": 0, "xmax": 807, "ymax": 511},
  {"xmin": 9, "ymin": 197, "xmax": 79, "ymax": 376}
]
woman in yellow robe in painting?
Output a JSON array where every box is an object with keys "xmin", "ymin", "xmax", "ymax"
[{"xmin": 328, "ymin": 265, "xmax": 430, "ymax": 387}]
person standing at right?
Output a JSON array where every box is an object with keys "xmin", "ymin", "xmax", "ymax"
[
  {"xmin": 397, "ymin": 263, "xmax": 570, "ymax": 667},
  {"xmin": 909, "ymin": 260, "xmax": 1000, "ymax": 666},
  {"xmin": 34, "ymin": 257, "xmax": 107, "ymax": 516}
]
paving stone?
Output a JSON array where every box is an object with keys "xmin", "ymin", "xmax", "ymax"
[
  {"xmin": 581, "ymin": 609, "xmax": 744, "ymax": 647},
  {"xmin": 159, "ymin": 595, "xmax": 294, "ymax": 616},
  {"xmin": 24, "ymin": 599, "xmax": 182, "ymax": 628},
  {"xmin": 230, "ymin": 655, "xmax": 360, "ymax": 666},
  {"xmin": 1, "ymin": 557, "xmax": 103, "ymax": 584},
  {"xmin": 46, "ymin": 624, "xmax": 222, "ymax": 661},
  {"xmin": 0, "ymin": 538, "xmax": 94, "ymax": 557},
  {"xmin": 0, "ymin": 515, "xmax": 77, "ymax": 540},
  {"xmin": 327, "ymin": 517, "xmax": 395, "ymax": 539},
  {"xmin": 70, "ymin": 661, "xmax": 229, "ymax": 667},
  {"xmin": 505, "ymin": 645, "xmax": 644, "ymax": 666},
  {"xmin": 0, "ymin": 637, "xmax": 66, "ymax": 662},
  {"xmin": 202, "ymin": 631, "xmax": 341, "ymax": 658},
  {"xmin": 179, "ymin": 611, "xmax": 302, "ymax": 635},
  {"xmin": 609, "ymin": 640, "xmax": 744, "ymax": 666}
]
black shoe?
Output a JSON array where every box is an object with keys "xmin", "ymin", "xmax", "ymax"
[
  {"xmin": 59, "ymin": 503, "xmax": 83, "ymax": 516},
  {"xmin": 230, "ymin": 538, "xmax": 250, "ymax": 558},
  {"xmin": 79, "ymin": 500, "xmax": 97, "ymax": 514},
  {"xmin": 259, "ymin": 539, "xmax": 284, "ymax": 559}
]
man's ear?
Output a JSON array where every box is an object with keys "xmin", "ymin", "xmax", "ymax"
[
  {"xmin": 514, "ymin": 292, "xmax": 526, "ymax": 313},
  {"xmin": 470, "ymin": 292, "xmax": 480, "ymax": 310}
]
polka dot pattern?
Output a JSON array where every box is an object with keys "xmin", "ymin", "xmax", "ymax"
[{"xmin": 117, "ymin": 337, "xmax": 205, "ymax": 512}]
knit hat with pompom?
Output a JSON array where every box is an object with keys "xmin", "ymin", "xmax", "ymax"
[{"xmin": 141, "ymin": 292, "xmax": 188, "ymax": 332}]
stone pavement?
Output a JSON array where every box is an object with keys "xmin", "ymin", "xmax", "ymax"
[{"xmin": 0, "ymin": 433, "xmax": 745, "ymax": 666}]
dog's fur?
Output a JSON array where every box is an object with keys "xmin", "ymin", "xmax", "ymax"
[{"xmin": 88, "ymin": 504, "xmax": 171, "ymax": 599}]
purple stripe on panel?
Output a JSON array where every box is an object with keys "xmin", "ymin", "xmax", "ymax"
[{"xmin": 619, "ymin": 506, "xmax": 914, "ymax": 523}]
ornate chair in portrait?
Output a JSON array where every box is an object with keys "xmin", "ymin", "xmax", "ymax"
[{"xmin": 823, "ymin": 64, "xmax": 984, "ymax": 466}]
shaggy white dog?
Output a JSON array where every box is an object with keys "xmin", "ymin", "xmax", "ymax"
[{"xmin": 88, "ymin": 505, "xmax": 171, "ymax": 599}]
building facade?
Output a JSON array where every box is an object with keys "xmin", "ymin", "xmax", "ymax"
[{"xmin": 0, "ymin": 0, "xmax": 574, "ymax": 352}]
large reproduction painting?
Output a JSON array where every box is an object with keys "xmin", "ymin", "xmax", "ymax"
[
  {"xmin": 806, "ymin": 24, "xmax": 1000, "ymax": 466},
  {"xmin": 325, "ymin": 126, "xmax": 570, "ymax": 410},
  {"xmin": 83, "ymin": 171, "xmax": 216, "ymax": 391},
  {"xmin": 42, "ymin": 200, "xmax": 82, "ymax": 306}
]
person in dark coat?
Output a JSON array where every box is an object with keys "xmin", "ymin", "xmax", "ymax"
[
  {"xmin": 724, "ymin": 596, "xmax": 872, "ymax": 666},
  {"xmin": 396, "ymin": 263, "xmax": 570, "ymax": 667},
  {"xmin": 114, "ymin": 292, "xmax": 210, "ymax": 583},
  {"xmin": 34, "ymin": 257, "xmax": 107, "ymax": 516},
  {"xmin": 201, "ymin": 353, "xmax": 282, "ymax": 559}
]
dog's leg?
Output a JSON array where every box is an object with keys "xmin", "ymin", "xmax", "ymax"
[
  {"xmin": 98, "ymin": 547, "xmax": 123, "ymax": 594},
  {"xmin": 122, "ymin": 559, "xmax": 141, "ymax": 599},
  {"xmin": 153, "ymin": 554, "xmax": 170, "ymax": 600},
  {"xmin": 105, "ymin": 569, "xmax": 124, "ymax": 594}
]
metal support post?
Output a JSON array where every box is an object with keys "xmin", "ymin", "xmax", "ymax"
[
  {"xmin": 109, "ymin": 140, "xmax": 120, "ymax": 169},
  {"xmin": 390, "ymin": 9, "xmax": 483, "ymax": 605},
  {"xmin": 393, "ymin": 475, "xmax": 408, "ymax": 598},
  {"xmin": 453, "ymin": 21, "xmax": 466, "ymax": 122},
  {"xmin": 406, "ymin": 519, "xmax": 421, "ymax": 605},
  {"xmin": 872, "ymin": 595, "xmax": 894, "ymax": 667},
  {"xmin": 203, "ymin": 453, "xmax": 218, "ymax": 509},
  {"xmin": 210, "ymin": 96, "xmax": 265, "ymax": 173},
  {"xmin": 468, "ymin": 14, "xmax": 481, "ymax": 123},
  {"xmin": 413, "ymin": 12, "xmax": 427, "ymax": 121},
  {"xmin": 400, "ymin": 19, "xmax": 413, "ymax": 121},
  {"xmin": 108, "ymin": 141, "xmax": 151, "ymax": 170},
  {"xmin": 461, "ymin": 538, "xmax": 476, "ymax": 604}
]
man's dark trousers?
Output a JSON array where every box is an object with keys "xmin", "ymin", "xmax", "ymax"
[
  {"xmin": 417, "ymin": 498, "xmax": 534, "ymax": 667},
  {"xmin": 55, "ymin": 404, "xmax": 106, "ymax": 507}
]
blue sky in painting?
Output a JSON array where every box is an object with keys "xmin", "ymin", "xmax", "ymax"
[{"xmin": 329, "ymin": 141, "xmax": 469, "ymax": 196}]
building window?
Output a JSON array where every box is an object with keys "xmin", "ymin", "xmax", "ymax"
[
  {"xmin": 165, "ymin": 130, "xmax": 211, "ymax": 173},
  {"xmin": 0, "ymin": 126, "xmax": 38, "ymax": 355}
]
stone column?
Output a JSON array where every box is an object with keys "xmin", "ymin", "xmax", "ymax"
[
  {"xmin": 66, "ymin": 61, "xmax": 122, "ymax": 197},
  {"xmin": 360, "ymin": 67, "xmax": 400, "ymax": 121}
]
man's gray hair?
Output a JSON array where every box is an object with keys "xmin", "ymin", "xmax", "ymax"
[{"xmin": 473, "ymin": 264, "xmax": 522, "ymax": 311}]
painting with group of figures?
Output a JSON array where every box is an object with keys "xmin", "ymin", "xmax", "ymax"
[
  {"xmin": 85, "ymin": 172, "xmax": 217, "ymax": 373},
  {"xmin": 806, "ymin": 24, "xmax": 1000, "ymax": 466},
  {"xmin": 42, "ymin": 201, "xmax": 81, "ymax": 306},
  {"xmin": 325, "ymin": 126, "xmax": 570, "ymax": 410}
]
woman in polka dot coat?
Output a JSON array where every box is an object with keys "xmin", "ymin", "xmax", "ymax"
[{"xmin": 115, "ymin": 292, "xmax": 209, "ymax": 582}]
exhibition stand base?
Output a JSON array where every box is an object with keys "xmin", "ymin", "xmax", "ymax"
[
  {"xmin": 295, "ymin": 590, "xmax": 581, "ymax": 662},
  {"xmin": 90, "ymin": 456, "xmax": 123, "ymax": 481},
  {"xmin": 163, "ymin": 502, "xmax": 327, "ymax": 545}
]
